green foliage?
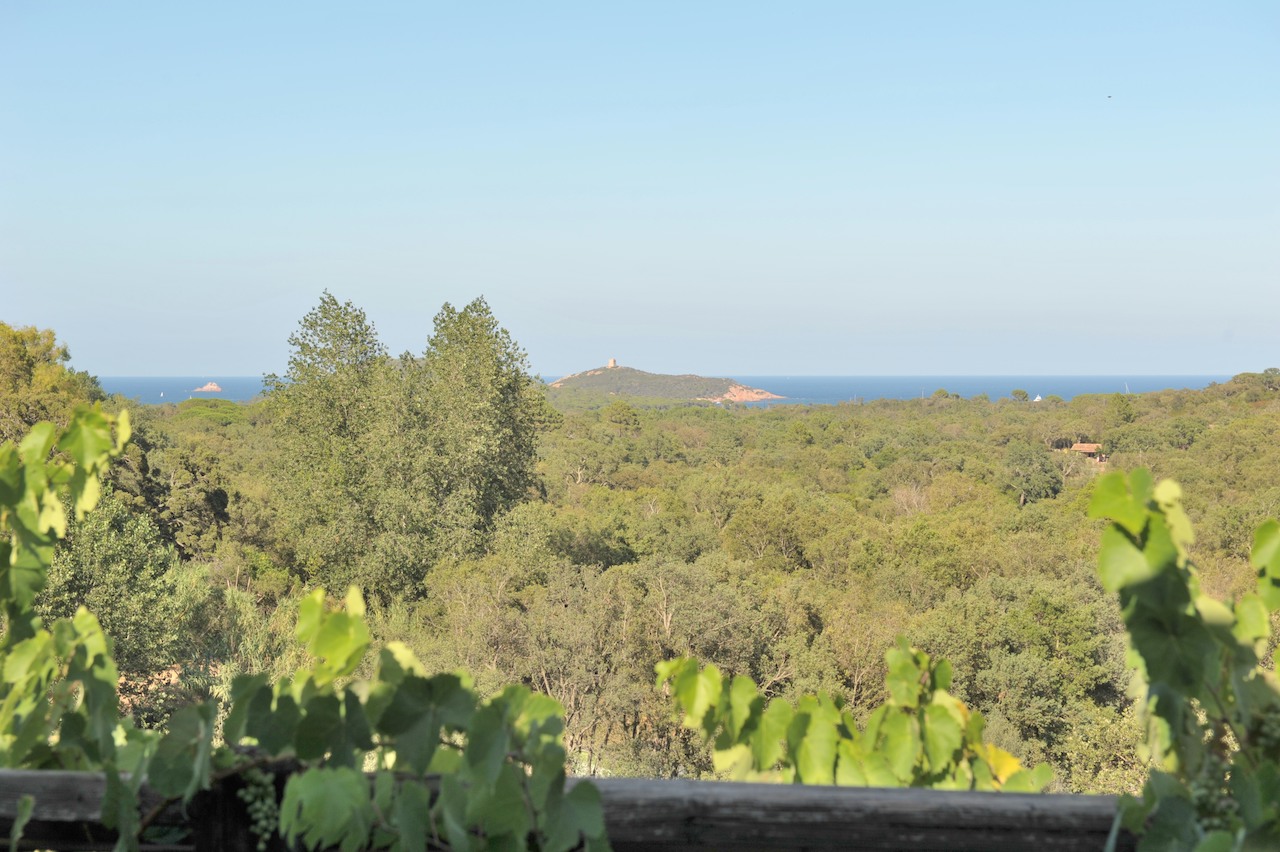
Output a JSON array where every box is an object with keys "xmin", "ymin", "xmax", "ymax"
[
  {"xmin": 40, "ymin": 492, "xmax": 183, "ymax": 676},
  {"xmin": 1003, "ymin": 440, "xmax": 1063, "ymax": 505},
  {"xmin": 413, "ymin": 297, "xmax": 553, "ymax": 558},
  {"xmin": 264, "ymin": 293, "xmax": 550, "ymax": 597},
  {"xmin": 0, "ymin": 322, "xmax": 104, "ymax": 443},
  {"xmin": 658, "ymin": 639, "xmax": 1053, "ymax": 791},
  {"xmin": 223, "ymin": 588, "xmax": 610, "ymax": 852},
  {"xmin": 1091, "ymin": 470, "xmax": 1280, "ymax": 849},
  {"xmin": 0, "ymin": 406, "xmax": 141, "ymax": 845},
  {"xmin": 1, "ymin": 412, "xmax": 606, "ymax": 852}
]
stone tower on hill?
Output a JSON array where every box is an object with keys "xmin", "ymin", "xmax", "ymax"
[{"xmin": 607, "ymin": 358, "xmax": 617, "ymax": 368}]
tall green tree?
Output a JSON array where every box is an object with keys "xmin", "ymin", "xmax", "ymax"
[
  {"xmin": 264, "ymin": 293, "xmax": 404, "ymax": 593},
  {"xmin": 265, "ymin": 294, "xmax": 549, "ymax": 596},
  {"xmin": 0, "ymin": 321, "xmax": 103, "ymax": 442},
  {"xmin": 1003, "ymin": 440, "xmax": 1063, "ymax": 505},
  {"xmin": 411, "ymin": 297, "xmax": 553, "ymax": 559}
]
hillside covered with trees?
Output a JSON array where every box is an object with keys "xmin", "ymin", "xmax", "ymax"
[
  {"xmin": 4, "ymin": 305, "xmax": 1280, "ymax": 796},
  {"xmin": 547, "ymin": 364, "xmax": 781, "ymax": 407}
]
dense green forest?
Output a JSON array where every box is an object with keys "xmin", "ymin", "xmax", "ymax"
[{"xmin": 4, "ymin": 302, "xmax": 1280, "ymax": 796}]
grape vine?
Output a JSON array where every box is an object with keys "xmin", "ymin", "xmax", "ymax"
[
  {"xmin": 659, "ymin": 639, "xmax": 1053, "ymax": 791},
  {"xmin": 1, "ymin": 407, "xmax": 609, "ymax": 852},
  {"xmin": 1092, "ymin": 470, "xmax": 1280, "ymax": 850}
]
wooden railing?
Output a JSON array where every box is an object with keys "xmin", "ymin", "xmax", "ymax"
[{"xmin": 0, "ymin": 770, "xmax": 1134, "ymax": 851}]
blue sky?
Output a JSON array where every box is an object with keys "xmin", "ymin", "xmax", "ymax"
[{"xmin": 1, "ymin": 2, "xmax": 1276, "ymax": 376}]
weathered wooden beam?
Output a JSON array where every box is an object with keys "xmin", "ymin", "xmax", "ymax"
[
  {"xmin": 0, "ymin": 769, "xmax": 109, "ymax": 822},
  {"xmin": 572, "ymin": 778, "xmax": 1134, "ymax": 852},
  {"xmin": 3, "ymin": 769, "xmax": 1135, "ymax": 851}
]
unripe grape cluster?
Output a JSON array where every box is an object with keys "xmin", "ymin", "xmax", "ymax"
[
  {"xmin": 234, "ymin": 765, "xmax": 280, "ymax": 852},
  {"xmin": 1190, "ymin": 752, "xmax": 1240, "ymax": 835}
]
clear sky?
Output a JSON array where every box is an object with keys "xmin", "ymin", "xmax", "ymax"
[{"xmin": 1, "ymin": 2, "xmax": 1276, "ymax": 377}]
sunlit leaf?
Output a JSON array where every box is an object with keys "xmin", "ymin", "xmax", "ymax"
[{"xmin": 1098, "ymin": 526, "xmax": 1157, "ymax": 592}]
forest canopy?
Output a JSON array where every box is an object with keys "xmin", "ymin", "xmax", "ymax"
[{"xmin": 6, "ymin": 300, "xmax": 1280, "ymax": 796}]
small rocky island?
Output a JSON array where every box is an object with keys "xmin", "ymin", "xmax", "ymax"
[
  {"xmin": 192, "ymin": 381, "xmax": 223, "ymax": 393},
  {"xmin": 548, "ymin": 361, "xmax": 783, "ymax": 405}
]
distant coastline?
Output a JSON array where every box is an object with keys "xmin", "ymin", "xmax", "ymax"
[
  {"xmin": 100, "ymin": 376, "xmax": 266, "ymax": 405},
  {"xmin": 100, "ymin": 374, "xmax": 1232, "ymax": 407},
  {"xmin": 723, "ymin": 375, "xmax": 1233, "ymax": 406}
]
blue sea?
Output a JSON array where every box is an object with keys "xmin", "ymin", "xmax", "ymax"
[
  {"xmin": 100, "ymin": 376, "xmax": 268, "ymax": 405},
  {"xmin": 101, "ymin": 374, "xmax": 1232, "ymax": 407},
  {"xmin": 725, "ymin": 375, "xmax": 1232, "ymax": 405}
]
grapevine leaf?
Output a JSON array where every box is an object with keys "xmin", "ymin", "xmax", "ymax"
[
  {"xmin": 653, "ymin": 657, "xmax": 695, "ymax": 691},
  {"xmin": 279, "ymin": 767, "xmax": 372, "ymax": 852},
  {"xmin": 8, "ymin": 793, "xmax": 33, "ymax": 850},
  {"xmin": 834, "ymin": 739, "xmax": 867, "ymax": 786},
  {"xmin": 466, "ymin": 762, "xmax": 531, "ymax": 841},
  {"xmin": 465, "ymin": 701, "xmax": 511, "ymax": 788},
  {"xmin": 981, "ymin": 743, "xmax": 1023, "ymax": 785},
  {"xmin": 1141, "ymin": 788, "xmax": 1198, "ymax": 849},
  {"xmin": 1130, "ymin": 611, "xmax": 1215, "ymax": 695},
  {"xmin": 1194, "ymin": 595, "xmax": 1234, "ymax": 628},
  {"xmin": 751, "ymin": 697, "xmax": 793, "ymax": 770},
  {"xmin": 310, "ymin": 612, "xmax": 369, "ymax": 685},
  {"xmin": 376, "ymin": 674, "xmax": 473, "ymax": 775},
  {"xmin": 100, "ymin": 767, "xmax": 140, "ymax": 847},
  {"xmin": 434, "ymin": 773, "xmax": 474, "ymax": 852},
  {"xmin": 1097, "ymin": 526, "xmax": 1157, "ymax": 592},
  {"xmin": 971, "ymin": 756, "xmax": 996, "ymax": 791},
  {"xmin": 389, "ymin": 712, "xmax": 442, "ymax": 777},
  {"xmin": 56, "ymin": 408, "xmax": 113, "ymax": 472},
  {"xmin": 1230, "ymin": 764, "xmax": 1265, "ymax": 831},
  {"xmin": 885, "ymin": 639, "xmax": 922, "ymax": 707},
  {"xmin": 428, "ymin": 747, "xmax": 463, "ymax": 774},
  {"xmin": 1142, "ymin": 514, "xmax": 1181, "ymax": 573},
  {"xmin": 923, "ymin": 703, "xmax": 962, "ymax": 772},
  {"xmin": 678, "ymin": 664, "xmax": 723, "ymax": 733},
  {"xmin": 859, "ymin": 748, "xmax": 900, "ymax": 787},
  {"xmin": 711, "ymin": 743, "xmax": 753, "ymax": 778},
  {"xmin": 932, "ymin": 658, "xmax": 952, "ymax": 692},
  {"xmin": 1253, "ymin": 520, "xmax": 1280, "ymax": 572},
  {"xmin": 294, "ymin": 589, "xmax": 325, "ymax": 645},
  {"xmin": 1252, "ymin": 521, "xmax": 1280, "ymax": 609},
  {"xmin": 257, "ymin": 693, "xmax": 301, "ymax": 755},
  {"xmin": 544, "ymin": 780, "xmax": 606, "ymax": 852},
  {"xmin": 222, "ymin": 674, "xmax": 271, "ymax": 744},
  {"xmin": 1233, "ymin": 594, "xmax": 1270, "ymax": 650},
  {"xmin": 1153, "ymin": 480, "xmax": 1194, "ymax": 555},
  {"xmin": 726, "ymin": 675, "xmax": 759, "ymax": 742},
  {"xmin": 1190, "ymin": 833, "xmax": 1235, "ymax": 852},
  {"xmin": 390, "ymin": 779, "xmax": 431, "ymax": 852},
  {"xmin": 295, "ymin": 694, "xmax": 343, "ymax": 761},
  {"xmin": 342, "ymin": 689, "xmax": 374, "ymax": 753},
  {"xmin": 17, "ymin": 423, "xmax": 57, "ymax": 473},
  {"xmin": 1001, "ymin": 762, "xmax": 1053, "ymax": 793},
  {"xmin": 1089, "ymin": 471, "xmax": 1149, "ymax": 535},
  {"xmin": 511, "ymin": 688, "xmax": 565, "ymax": 747},
  {"xmin": 1, "ymin": 551, "xmax": 49, "ymax": 611},
  {"xmin": 789, "ymin": 703, "xmax": 837, "ymax": 785},
  {"xmin": 147, "ymin": 702, "xmax": 215, "ymax": 801},
  {"xmin": 879, "ymin": 712, "xmax": 919, "ymax": 783},
  {"xmin": 375, "ymin": 641, "xmax": 428, "ymax": 687},
  {"xmin": 374, "ymin": 674, "xmax": 449, "ymax": 734}
]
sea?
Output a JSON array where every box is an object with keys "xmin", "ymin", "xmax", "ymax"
[
  {"xmin": 724, "ymin": 375, "xmax": 1233, "ymax": 406},
  {"xmin": 99, "ymin": 376, "xmax": 269, "ymax": 405},
  {"xmin": 99, "ymin": 374, "xmax": 1233, "ymax": 407}
]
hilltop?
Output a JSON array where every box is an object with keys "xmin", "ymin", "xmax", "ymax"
[{"xmin": 547, "ymin": 364, "xmax": 783, "ymax": 407}]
